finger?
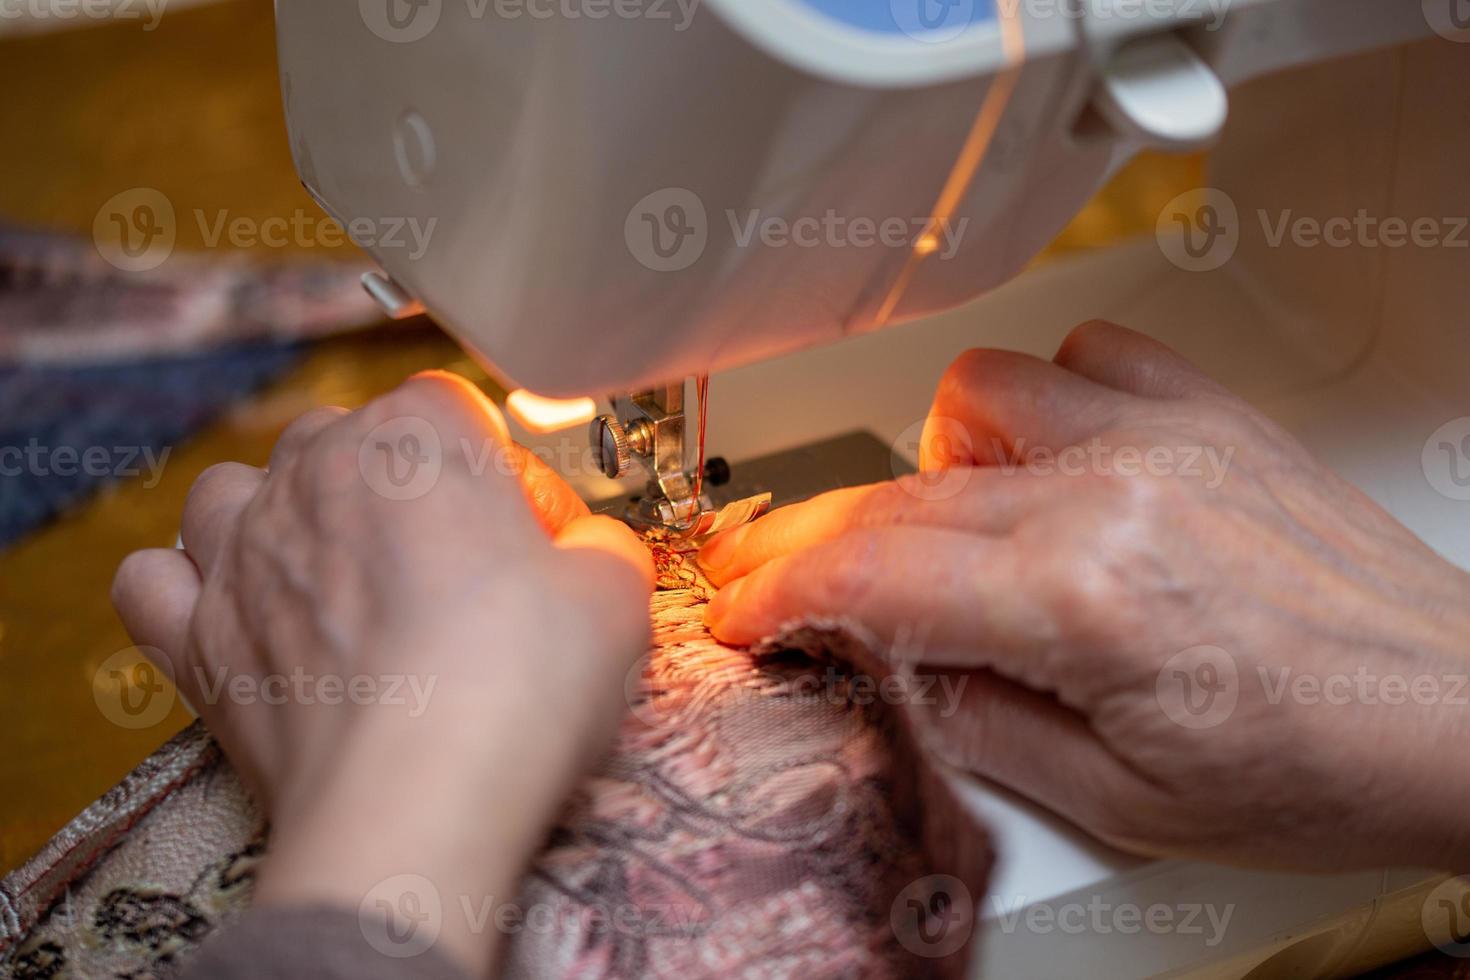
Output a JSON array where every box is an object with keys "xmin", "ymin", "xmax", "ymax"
[
  {"xmin": 705, "ymin": 526, "xmax": 1055, "ymax": 669},
  {"xmin": 180, "ymin": 462, "xmax": 266, "ymax": 575},
  {"xmin": 112, "ymin": 548, "xmax": 202, "ymax": 654},
  {"xmin": 111, "ymin": 548, "xmax": 202, "ymax": 702},
  {"xmin": 698, "ymin": 470, "xmax": 1057, "ymax": 587},
  {"xmin": 922, "ymin": 347, "xmax": 1127, "ymax": 470},
  {"xmin": 1053, "ymin": 320, "xmax": 1230, "ymax": 400},
  {"xmin": 504, "ymin": 443, "xmax": 591, "ymax": 536},
  {"xmin": 268, "ymin": 406, "xmax": 348, "ymax": 472},
  {"xmin": 555, "ymin": 515, "xmax": 654, "ymax": 593},
  {"xmin": 906, "ymin": 669, "xmax": 1151, "ymax": 844}
]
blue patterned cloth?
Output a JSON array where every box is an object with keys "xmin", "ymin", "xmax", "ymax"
[{"xmin": 0, "ymin": 344, "xmax": 303, "ymax": 549}]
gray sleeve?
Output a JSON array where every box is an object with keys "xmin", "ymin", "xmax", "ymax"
[{"xmin": 178, "ymin": 905, "xmax": 473, "ymax": 980}]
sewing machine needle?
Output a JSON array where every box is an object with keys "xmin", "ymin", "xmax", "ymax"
[{"xmin": 692, "ymin": 375, "xmax": 710, "ymax": 506}]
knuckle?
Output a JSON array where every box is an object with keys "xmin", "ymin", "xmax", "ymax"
[
  {"xmin": 932, "ymin": 349, "xmax": 1022, "ymax": 438},
  {"xmin": 111, "ymin": 550, "xmax": 153, "ymax": 609},
  {"xmin": 1107, "ymin": 468, "xmax": 1176, "ymax": 512},
  {"xmin": 384, "ymin": 372, "xmax": 484, "ymax": 423},
  {"xmin": 1057, "ymin": 319, "xmax": 1122, "ymax": 361},
  {"xmin": 280, "ymin": 427, "xmax": 362, "ymax": 498},
  {"xmin": 183, "ymin": 464, "xmax": 252, "ymax": 531},
  {"xmin": 279, "ymin": 407, "xmax": 325, "ymax": 440},
  {"xmin": 275, "ymin": 407, "xmax": 347, "ymax": 454},
  {"xmin": 856, "ymin": 481, "xmax": 914, "ymax": 526},
  {"xmin": 1184, "ymin": 399, "xmax": 1249, "ymax": 436},
  {"xmin": 935, "ymin": 348, "xmax": 1041, "ymax": 428},
  {"xmin": 189, "ymin": 462, "xmax": 238, "ymax": 501},
  {"xmin": 1040, "ymin": 551, "xmax": 1137, "ymax": 649},
  {"xmin": 1209, "ymin": 404, "xmax": 1294, "ymax": 460},
  {"xmin": 307, "ymin": 439, "xmax": 362, "ymax": 492},
  {"xmin": 942, "ymin": 347, "xmax": 1017, "ymax": 393}
]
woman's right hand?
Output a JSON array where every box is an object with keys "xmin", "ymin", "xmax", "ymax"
[{"xmin": 700, "ymin": 321, "xmax": 1470, "ymax": 873}]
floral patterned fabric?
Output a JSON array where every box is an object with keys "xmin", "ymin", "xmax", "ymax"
[{"xmin": 0, "ymin": 540, "xmax": 991, "ymax": 979}]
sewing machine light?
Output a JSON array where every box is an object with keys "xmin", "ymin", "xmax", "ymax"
[{"xmin": 505, "ymin": 389, "xmax": 599, "ymax": 435}]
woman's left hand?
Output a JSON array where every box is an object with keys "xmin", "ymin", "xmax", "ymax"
[{"xmin": 112, "ymin": 372, "xmax": 653, "ymax": 974}]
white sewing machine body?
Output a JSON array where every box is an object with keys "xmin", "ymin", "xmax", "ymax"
[
  {"xmin": 276, "ymin": 1, "xmax": 1470, "ymax": 974},
  {"xmin": 278, "ymin": 0, "xmax": 1433, "ymax": 398}
]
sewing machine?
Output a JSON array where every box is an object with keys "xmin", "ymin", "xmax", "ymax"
[{"xmin": 275, "ymin": 1, "xmax": 1469, "ymax": 974}]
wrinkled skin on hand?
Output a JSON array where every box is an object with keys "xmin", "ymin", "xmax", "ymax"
[
  {"xmin": 701, "ymin": 321, "xmax": 1470, "ymax": 872},
  {"xmin": 111, "ymin": 372, "xmax": 653, "ymax": 973}
]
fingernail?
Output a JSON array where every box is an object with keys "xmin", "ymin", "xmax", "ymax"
[
  {"xmin": 697, "ymin": 525, "xmax": 750, "ymax": 576},
  {"xmin": 704, "ymin": 577, "xmax": 746, "ymax": 634}
]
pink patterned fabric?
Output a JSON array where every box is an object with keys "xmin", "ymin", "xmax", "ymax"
[
  {"xmin": 507, "ymin": 589, "xmax": 991, "ymax": 978},
  {"xmin": 1, "ymin": 543, "xmax": 991, "ymax": 979}
]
